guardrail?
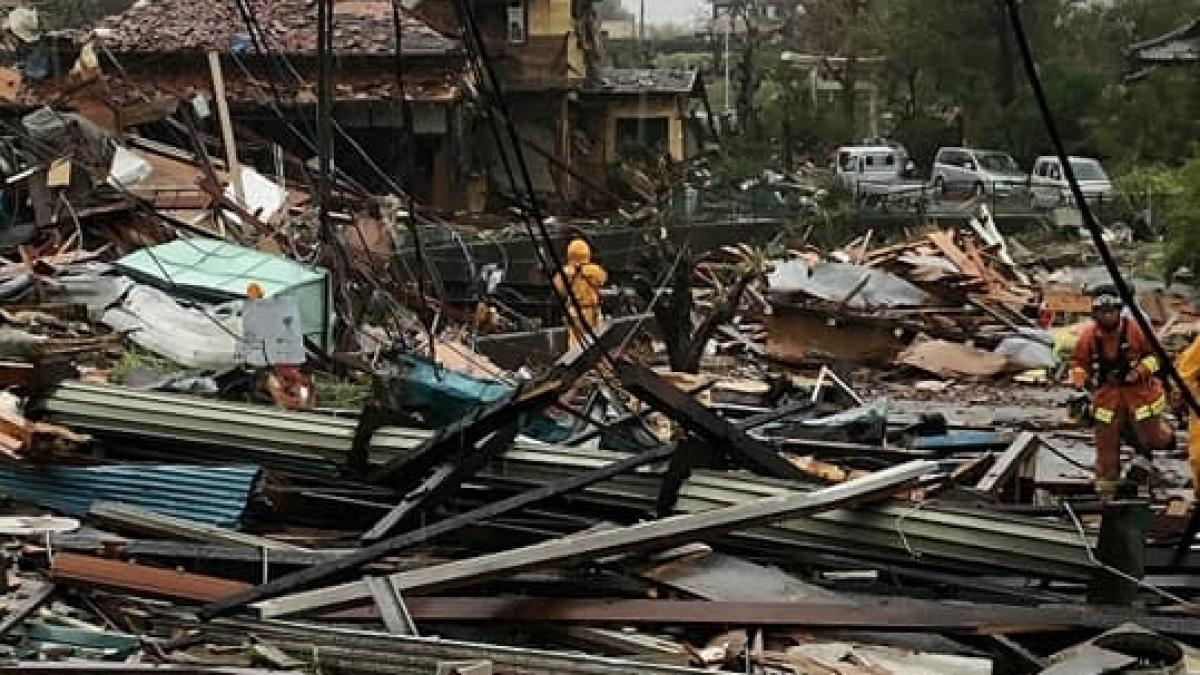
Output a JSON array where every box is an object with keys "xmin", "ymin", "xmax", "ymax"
[{"xmin": 853, "ymin": 178, "xmax": 1126, "ymax": 220}]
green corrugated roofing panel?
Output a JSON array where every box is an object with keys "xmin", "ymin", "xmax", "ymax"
[{"xmin": 116, "ymin": 238, "xmax": 330, "ymax": 349}]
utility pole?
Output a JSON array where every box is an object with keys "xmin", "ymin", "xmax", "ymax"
[
  {"xmin": 317, "ymin": 0, "xmax": 333, "ymax": 236},
  {"xmin": 639, "ymin": 0, "xmax": 645, "ymax": 45},
  {"xmin": 723, "ymin": 18, "xmax": 731, "ymax": 116}
]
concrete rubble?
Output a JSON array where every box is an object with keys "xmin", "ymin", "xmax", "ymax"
[{"xmin": 0, "ymin": 2, "xmax": 1194, "ymax": 675}]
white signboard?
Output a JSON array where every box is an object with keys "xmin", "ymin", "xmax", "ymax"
[{"xmin": 240, "ymin": 296, "xmax": 305, "ymax": 367}]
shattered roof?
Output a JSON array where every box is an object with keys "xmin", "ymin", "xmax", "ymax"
[
  {"xmin": 15, "ymin": 65, "xmax": 462, "ymax": 107},
  {"xmin": 586, "ymin": 68, "xmax": 701, "ymax": 96},
  {"xmin": 89, "ymin": 0, "xmax": 459, "ymax": 56}
]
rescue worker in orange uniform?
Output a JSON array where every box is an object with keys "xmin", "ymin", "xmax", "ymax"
[
  {"xmin": 1069, "ymin": 288, "xmax": 1173, "ymax": 499},
  {"xmin": 553, "ymin": 237, "xmax": 607, "ymax": 352},
  {"xmin": 1174, "ymin": 333, "xmax": 1200, "ymax": 496}
]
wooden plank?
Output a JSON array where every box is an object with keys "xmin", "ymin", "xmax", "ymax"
[
  {"xmin": 616, "ymin": 360, "xmax": 806, "ymax": 481},
  {"xmin": 89, "ymin": 501, "xmax": 304, "ymax": 551},
  {"xmin": 52, "ymin": 553, "xmax": 249, "ymax": 603},
  {"xmin": 925, "ymin": 230, "xmax": 974, "ymax": 277},
  {"xmin": 361, "ymin": 424, "xmax": 519, "ymax": 543},
  {"xmin": 200, "ymin": 443, "xmax": 677, "ymax": 619},
  {"xmin": 253, "ymin": 460, "xmax": 935, "ymax": 618},
  {"xmin": 975, "ymin": 432, "xmax": 1040, "ymax": 495},
  {"xmin": 364, "ymin": 576, "xmax": 416, "ymax": 635},
  {"xmin": 208, "ymin": 51, "xmax": 243, "ymax": 206},
  {"xmin": 51, "ymin": 538, "xmax": 351, "ymax": 568},
  {"xmin": 315, "ymin": 596, "xmax": 1200, "ymax": 636},
  {"xmin": 655, "ymin": 437, "xmax": 702, "ymax": 517}
]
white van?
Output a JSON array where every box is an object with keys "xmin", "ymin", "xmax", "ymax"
[
  {"xmin": 932, "ymin": 147, "xmax": 1026, "ymax": 197},
  {"xmin": 835, "ymin": 145, "xmax": 909, "ymax": 196},
  {"xmin": 1029, "ymin": 156, "xmax": 1115, "ymax": 208}
]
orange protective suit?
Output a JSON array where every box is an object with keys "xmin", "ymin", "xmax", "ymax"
[
  {"xmin": 1175, "ymin": 334, "xmax": 1200, "ymax": 496},
  {"xmin": 553, "ymin": 238, "xmax": 607, "ymax": 352},
  {"xmin": 1070, "ymin": 317, "xmax": 1172, "ymax": 494}
]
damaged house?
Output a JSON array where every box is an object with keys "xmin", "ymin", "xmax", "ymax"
[
  {"xmin": 413, "ymin": 0, "xmax": 708, "ymax": 211},
  {"xmin": 1, "ymin": 0, "xmax": 470, "ymax": 210},
  {"xmin": 0, "ymin": 0, "xmax": 707, "ymax": 216}
]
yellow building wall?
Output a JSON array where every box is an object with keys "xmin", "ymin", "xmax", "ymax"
[
  {"xmin": 526, "ymin": 0, "xmax": 585, "ymax": 79},
  {"xmin": 603, "ymin": 97, "xmax": 687, "ymax": 163}
]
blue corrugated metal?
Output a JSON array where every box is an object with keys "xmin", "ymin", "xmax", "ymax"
[
  {"xmin": 911, "ymin": 430, "xmax": 1013, "ymax": 451},
  {"xmin": 0, "ymin": 464, "xmax": 260, "ymax": 528}
]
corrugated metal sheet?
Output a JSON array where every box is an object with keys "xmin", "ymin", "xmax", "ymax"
[
  {"xmin": 38, "ymin": 383, "xmax": 1094, "ymax": 578},
  {"xmin": 0, "ymin": 463, "xmax": 260, "ymax": 528},
  {"xmin": 39, "ymin": 381, "xmax": 470, "ymax": 475}
]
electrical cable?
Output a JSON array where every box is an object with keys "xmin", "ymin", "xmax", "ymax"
[
  {"xmin": 101, "ymin": 20, "xmax": 435, "ymax": 350},
  {"xmin": 449, "ymin": 34, "xmax": 565, "ymax": 324},
  {"xmin": 390, "ymin": 0, "xmax": 436, "ymax": 359},
  {"xmin": 219, "ymin": 15, "xmax": 453, "ymax": 304},
  {"xmin": 452, "ymin": 0, "xmax": 604, "ymax": 351},
  {"xmin": 1002, "ymin": 0, "xmax": 1200, "ymax": 420},
  {"xmin": 1004, "ymin": 0, "xmax": 1200, "ymax": 563}
]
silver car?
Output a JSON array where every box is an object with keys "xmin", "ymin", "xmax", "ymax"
[
  {"xmin": 1029, "ymin": 156, "xmax": 1115, "ymax": 208},
  {"xmin": 932, "ymin": 147, "xmax": 1026, "ymax": 197}
]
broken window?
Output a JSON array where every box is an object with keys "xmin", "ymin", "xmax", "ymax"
[{"xmin": 616, "ymin": 117, "xmax": 670, "ymax": 159}]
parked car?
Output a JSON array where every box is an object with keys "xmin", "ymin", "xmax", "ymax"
[
  {"xmin": 834, "ymin": 145, "xmax": 911, "ymax": 197},
  {"xmin": 931, "ymin": 147, "xmax": 1026, "ymax": 197},
  {"xmin": 1029, "ymin": 155, "xmax": 1115, "ymax": 208}
]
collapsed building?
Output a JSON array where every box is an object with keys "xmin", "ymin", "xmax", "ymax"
[{"xmin": 0, "ymin": 2, "xmax": 1194, "ymax": 674}]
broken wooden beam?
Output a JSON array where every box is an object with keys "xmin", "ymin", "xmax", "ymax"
[
  {"xmin": 52, "ymin": 553, "xmax": 249, "ymax": 604},
  {"xmin": 655, "ymin": 437, "xmax": 704, "ymax": 517},
  {"xmin": 976, "ymin": 431, "xmax": 1040, "ymax": 495},
  {"xmin": 314, "ymin": 596, "xmax": 1200, "ymax": 636},
  {"xmin": 252, "ymin": 460, "xmax": 936, "ymax": 618},
  {"xmin": 89, "ymin": 501, "xmax": 304, "ymax": 551},
  {"xmin": 615, "ymin": 360, "xmax": 807, "ymax": 480},
  {"xmin": 200, "ymin": 443, "xmax": 677, "ymax": 619},
  {"xmin": 361, "ymin": 425, "xmax": 519, "ymax": 543}
]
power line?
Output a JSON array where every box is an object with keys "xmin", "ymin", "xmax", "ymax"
[
  {"xmin": 452, "ymin": 0, "xmax": 604, "ymax": 350},
  {"xmin": 1003, "ymin": 0, "xmax": 1199, "ymax": 420}
]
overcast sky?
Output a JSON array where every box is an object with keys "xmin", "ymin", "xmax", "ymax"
[{"xmin": 622, "ymin": 0, "xmax": 707, "ymax": 25}]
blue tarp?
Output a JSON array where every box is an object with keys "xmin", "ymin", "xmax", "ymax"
[{"xmin": 399, "ymin": 355, "xmax": 570, "ymax": 441}]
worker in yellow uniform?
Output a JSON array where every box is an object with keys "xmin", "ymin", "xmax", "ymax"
[
  {"xmin": 1176, "ymin": 333, "xmax": 1200, "ymax": 495},
  {"xmin": 553, "ymin": 237, "xmax": 607, "ymax": 352}
]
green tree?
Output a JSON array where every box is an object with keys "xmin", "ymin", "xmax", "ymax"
[{"xmin": 596, "ymin": 0, "xmax": 633, "ymax": 21}]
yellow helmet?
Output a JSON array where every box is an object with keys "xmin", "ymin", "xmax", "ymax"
[{"xmin": 566, "ymin": 238, "xmax": 591, "ymax": 264}]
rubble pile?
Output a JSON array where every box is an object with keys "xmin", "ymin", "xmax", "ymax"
[{"xmin": 0, "ymin": 10, "xmax": 1195, "ymax": 675}]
